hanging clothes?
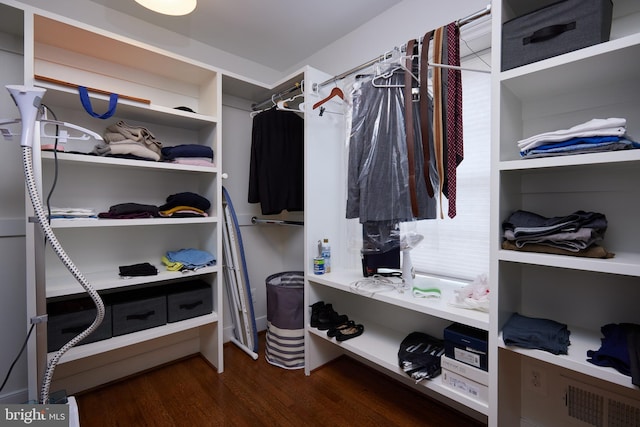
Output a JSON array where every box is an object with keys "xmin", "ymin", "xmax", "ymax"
[
  {"xmin": 346, "ymin": 67, "xmax": 437, "ymax": 224},
  {"xmin": 248, "ymin": 107, "xmax": 304, "ymax": 215}
]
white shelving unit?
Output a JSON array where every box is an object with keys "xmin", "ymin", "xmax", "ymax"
[
  {"xmin": 19, "ymin": 10, "xmax": 223, "ymax": 401},
  {"xmin": 302, "ymin": 66, "xmax": 489, "ymax": 422},
  {"xmin": 490, "ymin": 1, "xmax": 640, "ymax": 425}
]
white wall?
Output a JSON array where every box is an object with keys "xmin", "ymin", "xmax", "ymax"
[{"xmin": 287, "ymin": 0, "xmax": 485, "ymax": 77}]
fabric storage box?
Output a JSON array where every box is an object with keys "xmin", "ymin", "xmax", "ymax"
[
  {"xmin": 501, "ymin": 0, "xmax": 613, "ymax": 71},
  {"xmin": 444, "ymin": 323, "xmax": 488, "ymax": 372},
  {"xmin": 47, "ymin": 297, "xmax": 112, "ymax": 352},
  {"xmin": 110, "ymin": 287, "xmax": 167, "ymax": 336},
  {"xmin": 166, "ymin": 280, "xmax": 213, "ymax": 323}
]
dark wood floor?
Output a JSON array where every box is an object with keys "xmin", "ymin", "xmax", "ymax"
[{"xmin": 76, "ymin": 334, "xmax": 486, "ymax": 426}]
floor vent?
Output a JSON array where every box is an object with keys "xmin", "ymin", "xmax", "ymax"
[{"xmin": 562, "ymin": 376, "xmax": 640, "ymax": 427}]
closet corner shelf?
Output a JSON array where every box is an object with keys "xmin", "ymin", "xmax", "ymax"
[
  {"xmin": 498, "ymin": 149, "xmax": 640, "ymax": 171},
  {"xmin": 498, "ymin": 249, "xmax": 640, "ymax": 277},
  {"xmin": 50, "ymin": 312, "xmax": 218, "ymax": 364},
  {"xmin": 41, "ymin": 151, "xmax": 219, "ymax": 174},
  {"xmin": 45, "ymin": 266, "xmax": 218, "ymax": 298},
  {"xmin": 308, "ymin": 323, "xmax": 489, "ymax": 415},
  {"xmin": 307, "ymin": 270, "xmax": 489, "ymax": 330},
  {"xmin": 498, "ymin": 327, "xmax": 638, "ymax": 391}
]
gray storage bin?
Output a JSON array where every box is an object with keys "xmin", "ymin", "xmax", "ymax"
[
  {"xmin": 501, "ymin": 0, "xmax": 613, "ymax": 71},
  {"xmin": 47, "ymin": 297, "xmax": 112, "ymax": 352},
  {"xmin": 265, "ymin": 271, "xmax": 304, "ymax": 369},
  {"xmin": 111, "ymin": 288, "xmax": 167, "ymax": 336},
  {"xmin": 166, "ymin": 280, "xmax": 213, "ymax": 323}
]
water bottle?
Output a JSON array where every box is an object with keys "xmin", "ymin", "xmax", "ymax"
[{"xmin": 321, "ymin": 238, "xmax": 331, "ymax": 273}]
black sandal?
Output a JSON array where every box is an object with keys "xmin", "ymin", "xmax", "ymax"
[{"xmin": 335, "ymin": 324, "xmax": 364, "ymax": 342}]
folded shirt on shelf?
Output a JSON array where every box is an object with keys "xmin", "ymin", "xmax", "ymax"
[
  {"xmin": 159, "ymin": 192, "xmax": 211, "ymax": 213},
  {"xmin": 502, "ymin": 312, "xmax": 571, "ymax": 355},
  {"xmin": 118, "ymin": 262, "xmax": 158, "ymax": 277},
  {"xmin": 49, "ymin": 207, "xmax": 97, "ymax": 219},
  {"xmin": 587, "ymin": 323, "xmax": 640, "ymax": 386},
  {"xmin": 164, "ymin": 248, "xmax": 216, "ymax": 270},
  {"xmin": 501, "ymin": 209, "xmax": 614, "ymax": 258},
  {"xmin": 161, "ymin": 144, "xmax": 213, "ymax": 161},
  {"xmin": 98, "ymin": 203, "xmax": 160, "ymax": 219},
  {"xmin": 517, "ymin": 118, "xmax": 639, "ymax": 158}
]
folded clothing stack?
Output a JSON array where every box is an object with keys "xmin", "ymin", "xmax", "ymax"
[
  {"xmin": 502, "ymin": 209, "xmax": 614, "ymax": 259},
  {"xmin": 162, "ymin": 248, "xmax": 216, "ymax": 271},
  {"xmin": 161, "ymin": 144, "xmax": 214, "ymax": 167},
  {"xmin": 49, "ymin": 207, "xmax": 97, "ymax": 219},
  {"xmin": 503, "ymin": 312, "xmax": 571, "ymax": 355},
  {"xmin": 587, "ymin": 323, "xmax": 640, "ymax": 386},
  {"xmin": 159, "ymin": 192, "xmax": 210, "ymax": 218},
  {"xmin": 93, "ymin": 120, "xmax": 163, "ymax": 161},
  {"xmin": 518, "ymin": 118, "xmax": 639, "ymax": 158},
  {"xmin": 99, "ymin": 203, "xmax": 160, "ymax": 219}
]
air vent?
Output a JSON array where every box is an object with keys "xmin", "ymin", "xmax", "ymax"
[{"xmin": 562, "ymin": 376, "xmax": 640, "ymax": 427}]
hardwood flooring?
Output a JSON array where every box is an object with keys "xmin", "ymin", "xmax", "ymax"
[{"xmin": 76, "ymin": 334, "xmax": 486, "ymax": 426}]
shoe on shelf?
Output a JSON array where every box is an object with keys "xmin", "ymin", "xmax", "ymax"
[
  {"xmin": 309, "ymin": 301, "xmax": 325, "ymax": 328},
  {"xmin": 327, "ymin": 320, "xmax": 356, "ymax": 338},
  {"xmin": 317, "ymin": 303, "xmax": 348, "ymax": 331},
  {"xmin": 335, "ymin": 324, "xmax": 364, "ymax": 342}
]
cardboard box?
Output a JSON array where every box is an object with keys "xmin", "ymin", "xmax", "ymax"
[
  {"xmin": 441, "ymin": 369, "xmax": 489, "ymax": 404},
  {"xmin": 440, "ymin": 355, "xmax": 489, "ymax": 386}
]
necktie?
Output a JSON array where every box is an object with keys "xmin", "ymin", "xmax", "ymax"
[{"xmin": 445, "ymin": 22, "xmax": 463, "ymax": 218}]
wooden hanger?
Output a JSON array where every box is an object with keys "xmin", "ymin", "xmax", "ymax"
[{"xmin": 313, "ymin": 86, "xmax": 344, "ymax": 110}]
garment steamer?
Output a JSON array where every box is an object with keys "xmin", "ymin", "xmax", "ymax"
[
  {"xmin": 401, "ymin": 232, "xmax": 424, "ymax": 287},
  {"xmin": 5, "ymin": 85, "xmax": 105, "ymax": 406}
]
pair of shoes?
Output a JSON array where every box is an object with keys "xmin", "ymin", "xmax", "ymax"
[
  {"xmin": 335, "ymin": 323, "xmax": 365, "ymax": 342},
  {"xmin": 309, "ymin": 301, "xmax": 348, "ymax": 331}
]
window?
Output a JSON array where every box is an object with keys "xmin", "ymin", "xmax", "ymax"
[{"xmin": 409, "ymin": 52, "xmax": 491, "ymax": 281}]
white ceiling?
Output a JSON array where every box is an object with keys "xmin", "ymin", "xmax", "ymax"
[{"xmin": 89, "ymin": 0, "xmax": 404, "ymax": 72}]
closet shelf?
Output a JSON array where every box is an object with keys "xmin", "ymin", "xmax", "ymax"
[
  {"xmin": 498, "ymin": 327, "xmax": 637, "ymax": 391},
  {"xmin": 499, "ymin": 32, "xmax": 640, "ymax": 99},
  {"xmin": 48, "ymin": 216, "xmax": 218, "ymax": 229},
  {"xmin": 50, "ymin": 312, "xmax": 218, "ymax": 364},
  {"xmin": 41, "ymin": 151, "xmax": 218, "ymax": 174},
  {"xmin": 499, "ymin": 149, "xmax": 640, "ymax": 171},
  {"xmin": 37, "ymin": 82, "xmax": 218, "ymax": 130},
  {"xmin": 45, "ymin": 266, "xmax": 218, "ymax": 298},
  {"xmin": 308, "ymin": 324, "xmax": 489, "ymax": 415},
  {"xmin": 498, "ymin": 250, "xmax": 640, "ymax": 278},
  {"xmin": 308, "ymin": 270, "xmax": 489, "ymax": 330}
]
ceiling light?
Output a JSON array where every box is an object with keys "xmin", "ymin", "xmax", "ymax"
[{"xmin": 134, "ymin": 0, "xmax": 197, "ymax": 16}]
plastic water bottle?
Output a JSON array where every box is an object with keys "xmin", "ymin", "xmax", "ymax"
[{"xmin": 321, "ymin": 238, "xmax": 331, "ymax": 273}]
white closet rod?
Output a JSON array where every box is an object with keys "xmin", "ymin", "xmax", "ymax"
[
  {"xmin": 251, "ymin": 81, "xmax": 303, "ymax": 112},
  {"xmin": 315, "ymin": 3, "xmax": 491, "ymax": 90}
]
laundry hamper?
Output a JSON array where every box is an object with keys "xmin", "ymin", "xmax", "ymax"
[{"xmin": 265, "ymin": 271, "xmax": 304, "ymax": 369}]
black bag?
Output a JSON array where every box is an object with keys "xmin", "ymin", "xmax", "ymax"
[{"xmin": 398, "ymin": 332, "xmax": 445, "ymax": 382}]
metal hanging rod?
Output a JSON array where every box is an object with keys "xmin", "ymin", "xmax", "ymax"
[
  {"xmin": 315, "ymin": 4, "xmax": 491, "ymax": 90},
  {"xmin": 251, "ymin": 217, "xmax": 304, "ymax": 226},
  {"xmin": 251, "ymin": 81, "xmax": 303, "ymax": 112}
]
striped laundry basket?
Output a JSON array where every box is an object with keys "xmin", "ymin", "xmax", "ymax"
[{"xmin": 265, "ymin": 271, "xmax": 304, "ymax": 369}]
